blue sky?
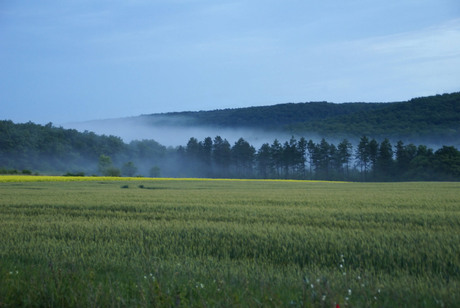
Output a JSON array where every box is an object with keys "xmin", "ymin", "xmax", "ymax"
[{"xmin": 1, "ymin": 0, "xmax": 460, "ymax": 124}]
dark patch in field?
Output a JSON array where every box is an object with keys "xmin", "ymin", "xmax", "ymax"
[
  {"xmin": 118, "ymin": 183, "xmax": 169, "ymax": 190},
  {"xmin": 138, "ymin": 184, "xmax": 166, "ymax": 190}
]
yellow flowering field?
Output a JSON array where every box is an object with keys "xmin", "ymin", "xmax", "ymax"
[{"xmin": 0, "ymin": 174, "xmax": 342, "ymax": 183}]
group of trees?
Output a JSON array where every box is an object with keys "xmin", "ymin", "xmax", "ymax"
[
  {"xmin": 145, "ymin": 92, "xmax": 460, "ymax": 146},
  {"xmin": 0, "ymin": 120, "xmax": 125, "ymax": 173},
  {"xmin": 176, "ymin": 136, "xmax": 460, "ymax": 181},
  {"xmin": 1, "ymin": 120, "xmax": 459, "ymax": 181},
  {"xmin": 290, "ymin": 92, "xmax": 460, "ymax": 143}
]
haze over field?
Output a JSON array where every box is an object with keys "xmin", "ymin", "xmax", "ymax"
[{"xmin": 1, "ymin": 1, "xmax": 460, "ymax": 125}]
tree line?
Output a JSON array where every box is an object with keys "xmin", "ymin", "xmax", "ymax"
[
  {"xmin": 0, "ymin": 120, "xmax": 126, "ymax": 174},
  {"xmin": 176, "ymin": 135, "xmax": 460, "ymax": 181},
  {"xmin": 1, "ymin": 120, "xmax": 459, "ymax": 181}
]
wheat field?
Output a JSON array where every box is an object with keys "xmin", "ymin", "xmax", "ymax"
[{"xmin": 0, "ymin": 176, "xmax": 459, "ymax": 307}]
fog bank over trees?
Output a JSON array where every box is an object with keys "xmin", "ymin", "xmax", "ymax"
[
  {"xmin": 65, "ymin": 92, "xmax": 460, "ymax": 149},
  {"xmin": 65, "ymin": 116, "xmax": 295, "ymax": 148},
  {"xmin": 3, "ymin": 92, "xmax": 460, "ymax": 180},
  {"xmin": 1, "ymin": 120, "xmax": 459, "ymax": 181}
]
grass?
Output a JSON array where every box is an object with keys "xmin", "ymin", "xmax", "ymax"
[
  {"xmin": 0, "ymin": 177, "xmax": 459, "ymax": 307},
  {"xmin": 0, "ymin": 175, "xmax": 340, "ymax": 183}
]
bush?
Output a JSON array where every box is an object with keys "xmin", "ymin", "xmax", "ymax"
[
  {"xmin": 0, "ymin": 168, "xmax": 19, "ymax": 175},
  {"xmin": 121, "ymin": 162, "xmax": 137, "ymax": 177},
  {"xmin": 64, "ymin": 172, "xmax": 85, "ymax": 177},
  {"xmin": 104, "ymin": 167, "xmax": 121, "ymax": 177}
]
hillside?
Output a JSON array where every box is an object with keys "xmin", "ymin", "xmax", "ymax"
[
  {"xmin": 145, "ymin": 101, "xmax": 386, "ymax": 128},
  {"xmin": 0, "ymin": 121, "xmax": 127, "ymax": 173},
  {"xmin": 2, "ymin": 119, "xmax": 460, "ymax": 181},
  {"xmin": 141, "ymin": 92, "xmax": 460, "ymax": 145},
  {"xmin": 290, "ymin": 93, "xmax": 460, "ymax": 142}
]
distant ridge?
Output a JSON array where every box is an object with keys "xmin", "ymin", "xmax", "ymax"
[
  {"xmin": 142, "ymin": 100, "xmax": 386, "ymax": 128},
  {"xmin": 138, "ymin": 92, "xmax": 460, "ymax": 145}
]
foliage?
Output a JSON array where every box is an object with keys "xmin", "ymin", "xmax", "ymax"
[
  {"xmin": 178, "ymin": 136, "xmax": 460, "ymax": 181},
  {"xmin": 64, "ymin": 171, "xmax": 85, "ymax": 177},
  {"xmin": 1, "ymin": 119, "xmax": 460, "ymax": 180},
  {"xmin": 143, "ymin": 92, "xmax": 460, "ymax": 145},
  {"xmin": 0, "ymin": 120, "xmax": 125, "ymax": 173},
  {"xmin": 290, "ymin": 92, "xmax": 460, "ymax": 144},
  {"xmin": 122, "ymin": 161, "xmax": 138, "ymax": 177},
  {"xmin": 0, "ymin": 179, "xmax": 459, "ymax": 307}
]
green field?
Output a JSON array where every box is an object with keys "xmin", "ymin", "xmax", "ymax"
[{"xmin": 1, "ymin": 177, "xmax": 459, "ymax": 307}]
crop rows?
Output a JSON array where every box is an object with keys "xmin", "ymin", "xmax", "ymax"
[{"xmin": 0, "ymin": 178, "xmax": 459, "ymax": 307}]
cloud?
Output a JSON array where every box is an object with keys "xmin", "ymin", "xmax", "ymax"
[
  {"xmin": 367, "ymin": 18, "xmax": 460, "ymax": 62},
  {"xmin": 288, "ymin": 18, "xmax": 460, "ymax": 102},
  {"xmin": 2, "ymin": 1, "xmax": 459, "ymax": 124}
]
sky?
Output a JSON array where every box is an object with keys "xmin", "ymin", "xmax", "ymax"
[{"xmin": 1, "ymin": 0, "xmax": 460, "ymax": 125}]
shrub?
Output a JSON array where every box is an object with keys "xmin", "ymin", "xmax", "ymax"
[
  {"xmin": 104, "ymin": 167, "xmax": 121, "ymax": 177},
  {"xmin": 64, "ymin": 172, "xmax": 85, "ymax": 177}
]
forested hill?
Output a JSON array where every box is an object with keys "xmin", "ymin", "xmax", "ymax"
[
  {"xmin": 2, "ymin": 120, "xmax": 460, "ymax": 181},
  {"xmin": 148, "ymin": 101, "xmax": 386, "ymax": 128},
  {"xmin": 290, "ymin": 92, "xmax": 460, "ymax": 141},
  {"xmin": 143, "ymin": 92, "xmax": 460, "ymax": 144}
]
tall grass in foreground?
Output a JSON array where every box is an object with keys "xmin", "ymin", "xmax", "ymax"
[{"xmin": 0, "ymin": 179, "xmax": 459, "ymax": 307}]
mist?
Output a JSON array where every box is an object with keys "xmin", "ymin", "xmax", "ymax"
[
  {"xmin": 63, "ymin": 116, "xmax": 299, "ymax": 149},
  {"xmin": 64, "ymin": 115, "xmax": 456, "ymax": 155},
  {"xmin": 3, "ymin": 118, "xmax": 460, "ymax": 181}
]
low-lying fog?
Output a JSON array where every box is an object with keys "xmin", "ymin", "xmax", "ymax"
[
  {"xmin": 63, "ymin": 115, "xmax": 454, "ymax": 150},
  {"xmin": 63, "ymin": 116, "xmax": 298, "ymax": 148}
]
